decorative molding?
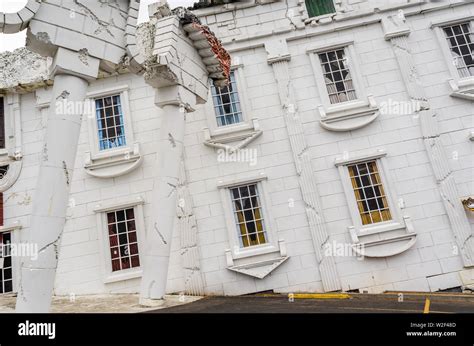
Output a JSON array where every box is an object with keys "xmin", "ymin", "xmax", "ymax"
[
  {"xmin": 217, "ymin": 171, "xmax": 267, "ymax": 189},
  {"xmin": 267, "ymin": 45, "xmax": 341, "ymax": 291},
  {"xmin": 448, "ymin": 78, "xmax": 474, "ymax": 101},
  {"xmin": 383, "ymin": 13, "xmax": 474, "ymax": 267},
  {"xmin": 381, "ymin": 10, "xmax": 411, "ymax": 40},
  {"xmin": 93, "ymin": 196, "xmax": 145, "ymax": 213},
  {"xmin": 203, "ymin": 119, "xmax": 263, "ymax": 152},
  {"xmin": 0, "ymin": 221, "xmax": 22, "ymax": 233},
  {"xmin": 335, "ymin": 148, "xmax": 387, "ymax": 166},
  {"xmin": 306, "ymin": 39, "xmax": 355, "ymax": 54},
  {"xmin": 0, "ymin": 161, "xmax": 22, "ymax": 193},
  {"xmin": 225, "ymin": 239, "xmax": 288, "ymax": 279},
  {"xmin": 0, "ymin": 0, "xmax": 41, "ymax": 34},
  {"xmin": 462, "ymin": 197, "xmax": 474, "ymax": 212},
  {"xmin": 0, "ymin": 93, "xmax": 23, "ymax": 192},
  {"xmin": 84, "ymin": 143, "xmax": 143, "ymax": 179},
  {"xmin": 177, "ymin": 156, "xmax": 204, "ymax": 295},
  {"xmin": 318, "ymin": 96, "xmax": 380, "ymax": 132},
  {"xmin": 430, "ymin": 15, "xmax": 474, "ymax": 29},
  {"xmin": 349, "ymin": 216, "xmax": 417, "ymax": 258}
]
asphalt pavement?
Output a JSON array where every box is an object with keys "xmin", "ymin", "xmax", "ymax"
[{"xmin": 146, "ymin": 292, "xmax": 474, "ymax": 313}]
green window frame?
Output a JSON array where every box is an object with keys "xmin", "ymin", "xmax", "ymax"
[{"xmin": 305, "ymin": 0, "xmax": 336, "ymax": 18}]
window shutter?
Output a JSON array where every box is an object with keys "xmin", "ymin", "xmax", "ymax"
[{"xmin": 305, "ymin": 0, "xmax": 336, "ymax": 18}]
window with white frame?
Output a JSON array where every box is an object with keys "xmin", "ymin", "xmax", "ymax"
[
  {"xmin": 84, "ymin": 86, "xmax": 142, "ymax": 178},
  {"xmin": 0, "ymin": 231, "xmax": 13, "ymax": 294},
  {"xmin": 307, "ymin": 41, "xmax": 379, "ymax": 131},
  {"xmin": 106, "ymin": 208, "xmax": 140, "ymax": 272},
  {"xmin": 94, "ymin": 197, "xmax": 145, "ymax": 283},
  {"xmin": 211, "ymin": 71, "xmax": 243, "ymax": 127},
  {"xmin": 318, "ymin": 48, "xmax": 357, "ymax": 104},
  {"xmin": 305, "ymin": 0, "xmax": 335, "ymax": 19},
  {"xmin": 229, "ymin": 183, "xmax": 268, "ymax": 248},
  {"xmin": 347, "ymin": 160, "xmax": 392, "ymax": 226},
  {"xmin": 335, "ymin": 149, "xmax": 408, "ymax": 234},
  {"xmin": 442, "ymin": 22, "xmax": 474, "ymax": 78},
  {"xmin": 95, "ymin": 95, "xmax": 127, "ymax": 151}
]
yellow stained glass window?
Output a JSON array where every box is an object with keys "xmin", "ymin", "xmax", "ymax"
[
  {"xmin": 348, "ymin": 161, "xmax": 392, "ymax": 225},
  {"xmin": 230, "ymin": 184, "xmax": 268, "ymax": 248}
]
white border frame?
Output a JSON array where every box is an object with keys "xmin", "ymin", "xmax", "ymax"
[
  {"xmin": 93, "ymin": 196, "xmax": 146, "ymax": 284},
  {"xmin": 85, "ymin": 85, "xmax": 136, "ymax": 161},
  {"xmin": 335, "ymin": 149, "xmax": 405, "ymax": 235},
  {"xmin": 204, "ymin": 64, "xmax": 256, "ymax": 138},
  {"xmin": 217, "ymin": 172, "xmax": 280, "ymax": 259},
  {"xmin": 432, "ymin": 16, "xmax": 474, "ymax": 89}
]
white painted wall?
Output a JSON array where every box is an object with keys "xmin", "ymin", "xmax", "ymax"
[{"xmin": 3, "ymin": 0, "xmax": 473, "ymax": 297}]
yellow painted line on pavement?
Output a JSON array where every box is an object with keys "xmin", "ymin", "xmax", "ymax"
[
  {"xmin": 423, "ymin": 298, "xmax": 430, "ymax": 314},
  {"xmin": 289, "ymin": 293, "xmax": 351, "ymax": 299},
  {"xmin": 384, "ymin": 291, "xmax": 474, "ymax": 298}
]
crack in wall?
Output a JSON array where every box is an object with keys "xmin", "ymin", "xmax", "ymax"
[
  {"xmin": 56, "ymin": 90, "xmax": 70, "ymax": 100},
  {"xmin": 73, "ymin": 0, "xmax": 116, "ymax": 38},
  {"xmin": 153, "ymin": 222, "xmax": 167, "ymax": 244},
  {"xmin": 285, "ymin": 0, "xmax": 297, "ymax": 30},
  {"xmin": 62, "ymin": 161, "xmax": 70, "ymax": 186},
  {"xmin": 168, "ymin": 133, "xmax": 176, "ymax": 147},
  {"xmin": 38, "ymin": 234, "xmax": 62, "ymax": 260}
]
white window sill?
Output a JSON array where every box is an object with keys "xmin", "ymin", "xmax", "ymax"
[
  {"xmin": 0, "ymin": 221, "xmax": 22, "ymax": 233},
  {"xmin": 348, "ymin": 216, "xmax": 417, "ymax": 258},
  {"xmin": 225, "ymin": 240, "xmax": 289, "ymax": 279},
  {"xmin": 355, "ymin": 220, "xmax": 406, "ymax": 238},
  {"xmin": 103, "ymin": 268, "xmax": 142, "ymax": 284},
  {"xmin": 203, "ymin": 118, "xmax": 262, "ymax": 151},
  {"xmin": 305, "ymin": 13, "xmax": 336, "ymax": 25},
  {"xmin": 318, "ymin": 95, "xmax": 379, "ymax": 132},
  {"xmin": 232, "ymin": 244, "xmax": 280, "ymax": 260},
  {"xmin": 84, "ymin": 142, "xmax": 142, "ymax": 178},
  {"xmin": 205, "ymin": 118, "xmax": 259, "ymax": 140},
  {"xmin": 448, "ymin": 77, "xmax": 474, "ymax": 101}
]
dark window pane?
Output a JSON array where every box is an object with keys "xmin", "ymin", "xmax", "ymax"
[
  {"xmin": 126, "ymin": 209, "xmax": 134, "ymax": 220},
  {"xmin": 116, "ymin": 210, "xmax": 125, "ymax": 222},
  {"xmin": 131, "ymin": 256, "xmax": 140, "ymax": 268},
  {"xmin": 128, "ymin": 232, "xmax": 137, "ymax": 243},
  {"xmin": 107, "ymin": 212, "xmax": 116, "ymax": 224}
]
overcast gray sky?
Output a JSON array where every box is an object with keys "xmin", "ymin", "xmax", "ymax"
[{"xmin": 0, "ymin": 0, "xmax": 195, "ymax": 52}]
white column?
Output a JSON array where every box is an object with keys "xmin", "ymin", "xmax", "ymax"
[
  {"xmin": 16, "ymin": 74, "xmax": 89, "ymax": 312},
  {"xmin": 383, "ymin": 13, "xmax": 474, "ymax": 267},
  {"xmin": 140, "ymin": 85, "xmax": 196, "ymax": 304},
  {"xmin": 265, "ymin": 38, "xmax": 341, "ymax": 292}
]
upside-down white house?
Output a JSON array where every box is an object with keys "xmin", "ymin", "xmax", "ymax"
[{"xmin": 0, "ymin": 0, "xmax": 473, "ymax": 312}]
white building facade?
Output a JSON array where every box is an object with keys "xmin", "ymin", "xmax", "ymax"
[{"xmin": 1, "ymin": 0, "xmax": 473, "ymax": 302}]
